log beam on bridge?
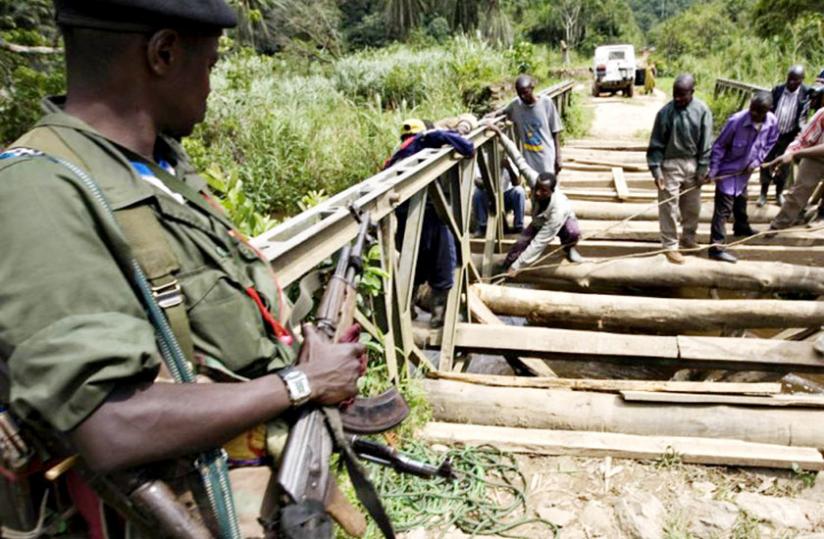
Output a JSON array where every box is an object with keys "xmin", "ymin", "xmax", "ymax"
[
  {"xmin": 423, "ymin": 379, "xmax": 824, "ymax": 448},
  {"xmin": 567, "ymin": 199, "xmax": 780, "ymax": 223},
  {"xmin": 470, "ymin": 239, "xmax": 824, "ymax": 266},
  {"xmin": 473, "ymin": 253, "xmax": 824, "ymax": 295},
  {"xmin": 471, "ymin": 283, "xmax": 824, "ymax": 333}
]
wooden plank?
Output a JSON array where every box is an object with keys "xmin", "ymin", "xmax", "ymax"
[
  {"xmin": 428, "ymin": 371, "xmax": 782, "ymax": 395},
  {"xmin": 424, "ymin": 379, "xmax": 824, "ymax": 448},
  {"xmin": 611, "ymin": 167, "xmax": 630, "ymax": 201},
  {"xmin": 466, "ymin": 289, "xmax": 557, "ymax": 377},
  {"xmin": 454, "ymin": 323, "xmax": 824, "ymax": 373},
  {"xmin": 677, "ymin": 335, "xmax": 824, "ymax": 372},
  {"xmin": 621, "ymin": 391, "xmax": 824, "ymax": 408},
  {"xmin": 420, "ymin": 422, "xmax": 824, "ymax": 471}
]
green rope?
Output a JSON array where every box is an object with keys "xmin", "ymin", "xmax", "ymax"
[{"xmin": 366, "ymin": 442, "xmax": 558, "ymax": 539}]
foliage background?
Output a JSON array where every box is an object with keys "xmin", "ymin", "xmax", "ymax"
[{"xmin": 1, "ymin": 0, "xmax": 823, "ymax": 221}]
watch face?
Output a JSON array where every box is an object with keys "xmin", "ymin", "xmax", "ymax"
[{"xmin": 285, "ymin": 370, "xmax": 312, "ymax": 405}]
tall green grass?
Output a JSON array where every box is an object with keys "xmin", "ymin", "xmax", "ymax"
[{"xmin": 185, "ymin": 37, "xmax": 564, "ymax": 221}]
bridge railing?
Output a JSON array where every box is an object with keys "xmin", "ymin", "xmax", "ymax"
[
  {"xmin": 251, "ymin": 80, "xmax": 576, "ymax": 378},
  {"xmin": 714, "ymin": 77, "xmax": 769, "ymax": 109}
]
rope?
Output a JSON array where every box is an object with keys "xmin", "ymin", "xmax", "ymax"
[
  {"xmin": 369, "ymin": 442, "xmax": 558, "ymax": 539},
  {"xmin": 486, "ymin": 173, "xmax": 822, "ymax": 283}
]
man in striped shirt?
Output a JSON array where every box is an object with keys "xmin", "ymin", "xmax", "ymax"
[
  {"xmin": 759, "ymin": 66, "xmax": 808, "ymax": 207},
  {"xmin": 765, "ymin": 104, "xmax": 824, "ymax": 229}
]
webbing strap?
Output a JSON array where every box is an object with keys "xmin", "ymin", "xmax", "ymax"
[{"xmin": 115, "ymin": 206, "xmax": 195, "ymax": 362}]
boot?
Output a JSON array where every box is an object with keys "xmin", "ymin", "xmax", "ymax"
[
  {"xmin": 429, "ymin": 288, "xmax": 449, "ymax": 329},
  {"xmin": 709, "ymin": 249, "xmax": 737, "ymax": 264},
  {"xmin": 665, "ymin": 250, "xmax": 685, "ymax": 264},
  {"xmin": 756, "ymin": 194, "xmax": 767, "ymax": 207},
  {"xmin": 776, "ymin": 193, "xmax": 786, "ymax": 207},
  {"xmin": 565, "ymin": 246, "xmax": 583, "ymax": 263}
]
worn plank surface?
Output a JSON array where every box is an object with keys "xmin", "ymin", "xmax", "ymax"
[
  {"xmin": 428, "ymin": 371, "xmax": 782, "ymax": 395},
  {"xmin": 420, "ymin": 423, "xmax": 824, "ymax": 470},
  {"xmin": 454, "ymin": 323, "xmax": 824, "ymax": 372},
  {"xmin": 621, "ymin": 391, "xmax": 824, "ymax": 408},
  {"xmin": 611, "ymin": 167, "xmax": 630, "ymax": 201}
]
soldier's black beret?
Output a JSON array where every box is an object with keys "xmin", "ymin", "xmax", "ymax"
[{"xmin": 53, "ymin": 0, "xmax": 238, "ymax": 32}]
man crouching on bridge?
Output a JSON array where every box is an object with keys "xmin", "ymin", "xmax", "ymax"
[{"xmin": 484, "ymin": 122, "xmax": 583, "ymax": 276}]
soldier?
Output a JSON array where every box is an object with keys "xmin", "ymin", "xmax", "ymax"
[{"xmin": 0, "ymin": 1, "xmax": 364, "ymax": 536}]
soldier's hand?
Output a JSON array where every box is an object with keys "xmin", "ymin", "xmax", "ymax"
[{"xmin": 297, "ymin": 324, "xmax": 365, "ymax": 406}]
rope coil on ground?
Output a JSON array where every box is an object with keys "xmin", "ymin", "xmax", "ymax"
[{"xmin": 368, "ymin": 442, "xmax": 558, "ymax": 538}]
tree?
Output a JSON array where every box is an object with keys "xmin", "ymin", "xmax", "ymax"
[
  {"xmin": 481, "ymin": 0, "xmax": 514, "ymax": 47},
  {"xmin": 385, "ymin": 0, "xmax": 426, "ymax": 38},
  {"xmin": 751, "ymin": 0, "xmax": 823, "ymax": 38}
]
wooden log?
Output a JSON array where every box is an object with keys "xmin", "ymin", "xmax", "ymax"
[
  {"xmin": 466, "ymin": 289, "xmax": 556, "ymax": 377},
  {"xmin": 420, "ymin": 422, "xmax": 824, "ymax": 471},
  {"xmin": 569, "ymin": 200, "xmax": 780, "ymax": 224},
  {"xmin": 471, "ymin": 283, "xmax": 824, "ymax": 332},
  {"xmin": 573, "ymin": 219, "xmax": 824, "ymax": 246},
  {"xmin": 427, "ymin": 371, "xmax": 783, "ymax": 395},
  {"xmin": 621, "ymin": 391, "xmax": 824, "ymax": 408},
  {"xmin": 453, "ymin": 323, "xmax": 824, "ymax": 373},
  {"xmin": 564, "ymin": 140, "xmax": 649, "ymax": 151},
  {"xmin": 470, "ymin": 254, "xmax": 824, "ymax": 295},
  {"xmin": 564, "ymin": 186, "xmax": 764, "ymax": 203},
  {"xmin": 423, "ymin": 379, "xmax": 824, "ymax": 447},
  {"xmin": 470, "ymin": 240, "xmax": 824, "ymax": 266}
]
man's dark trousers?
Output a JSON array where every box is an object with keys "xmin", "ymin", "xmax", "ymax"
[
  {"xmin": 710, "ymin": 186, "xmax": 751, "ymax": 254},
  {"xmin": 759, "ymin": 131, "xmax": 797, "ymax": 197}
]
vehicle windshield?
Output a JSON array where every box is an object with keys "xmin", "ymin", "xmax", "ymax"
[{"xmin": 608, "ymin": 51, "xmax": 626, "ymax": 60}]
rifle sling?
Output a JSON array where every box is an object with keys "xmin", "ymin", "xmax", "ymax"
[{"xmin": 322, "ymin": 408, "xmax": 395, "ymax": 539}]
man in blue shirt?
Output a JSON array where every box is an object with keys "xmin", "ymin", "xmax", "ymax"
[
  {"xmin": 384, "ymin": 119, "xmax": 474, "ymax": 327},
  {"xmin": 707, "ymin": 92, "xmax": 779, "ymax": 263}
]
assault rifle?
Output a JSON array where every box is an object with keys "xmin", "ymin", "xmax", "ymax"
[{"xmin": 273, "ymin": 209, "xmax": 451, "ymax": 539}]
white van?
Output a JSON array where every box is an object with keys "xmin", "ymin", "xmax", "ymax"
[{"xmin": 592, "ymin": 44, "xmax": 636, "ymax": 97}]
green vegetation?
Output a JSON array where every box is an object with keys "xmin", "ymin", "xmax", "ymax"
[{"xmin": 185, "ymin": 36, "xmax": 561, "ymax": 220}]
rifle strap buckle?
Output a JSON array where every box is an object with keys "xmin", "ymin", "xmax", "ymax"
[{"xmin": 151, "ymin": 280, "xmax": 183, "ymax": 309}]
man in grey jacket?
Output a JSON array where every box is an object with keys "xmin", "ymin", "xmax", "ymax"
[{"xmin": 647, "ymin": 74, "xmax": 713, "ymax": 264}]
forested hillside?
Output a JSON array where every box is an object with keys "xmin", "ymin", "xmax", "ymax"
[{"xmin": 1, "ymin": 0, "xmax": 823, "ymax": 227}]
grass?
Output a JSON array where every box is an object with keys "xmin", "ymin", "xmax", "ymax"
[{"xmin": 187, "ymin": 37, "xmax": 572, "ymax": 226}]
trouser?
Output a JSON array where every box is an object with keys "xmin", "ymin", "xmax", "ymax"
[
  {"xmin": 760, "ymin": 131, "xmax": 797, "ymax": 197},
  {"xmin": 504, "ymin": 216, "xmax": 581, "ymax": 267},
  {"xmin": 472, "ymin": 185, "xmax": 526, "ymax": 230},
  {"xmin": 657, "ymin": 158, "xmax": 702, "ymax": 250},
  {"xmin": 709, "ymin": 187, "xmax": 751, "ymax": 254},
  {"xmin": 771, "ymin": 157, "xmax": 824, "ymax": 229},
  {"xmin": 395, "ymin": 201, "xmax": 457, "ymax": 291}
]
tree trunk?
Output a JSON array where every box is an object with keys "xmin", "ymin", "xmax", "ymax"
[
  {"xmin": 472, "ymin": 283, "xmax": 824, "ymax": 333},
  {"xmin": 423, "ymin": 379, "xmax": 824, "ymax": 447},
  {"xmin": 474, "ymin": 254, "xmax": 824, "ymax": 295}
]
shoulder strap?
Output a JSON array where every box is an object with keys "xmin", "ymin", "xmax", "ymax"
[{"xmin": 11, "ymin": 131, "xmax": 196, "ymax": 364}]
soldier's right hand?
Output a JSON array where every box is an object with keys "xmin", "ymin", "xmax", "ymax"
[{"xmin": 297, "ymin": 324, "xmax": 365, "ymax": 406}]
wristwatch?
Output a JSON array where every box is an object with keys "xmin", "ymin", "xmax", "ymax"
[{"xmin": 277, "ymin": 367, "xmax": 312, "ymax": 407}]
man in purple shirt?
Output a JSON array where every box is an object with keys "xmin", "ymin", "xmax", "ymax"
[{"xmin": 708, "ymin": 92, "xmax": 779, "ymax": 263}]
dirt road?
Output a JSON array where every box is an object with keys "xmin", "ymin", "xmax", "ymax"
[{"xmin": 583, "ymin": 87, "xmax": 667, "ymax": 141}]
